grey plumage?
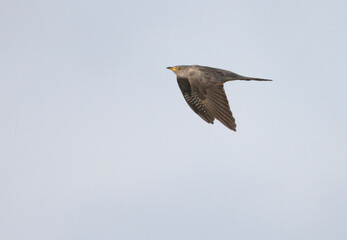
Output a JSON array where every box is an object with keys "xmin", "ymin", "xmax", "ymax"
[{"xmin": 167, "ymin": 65, "xmax": 272, "ymax": 131}]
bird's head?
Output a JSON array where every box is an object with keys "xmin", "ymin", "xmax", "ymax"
[{"xmin": 166, "ymin": 65, "xmax": 189, "ymax": 78}]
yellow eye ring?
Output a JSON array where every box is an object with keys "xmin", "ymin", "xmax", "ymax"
[{"xmin": 177, "ymin": 67, "xmax": 181, "ymax": 70}]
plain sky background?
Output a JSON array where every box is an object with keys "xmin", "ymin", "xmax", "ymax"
[{"xmin": 1, "ymin": 0, "xmax": 346, "ymax": 239}]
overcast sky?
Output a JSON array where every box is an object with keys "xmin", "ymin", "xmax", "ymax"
[{"xmin": 1, "ymin": 0, "xmax": 346, "ymax": 239}]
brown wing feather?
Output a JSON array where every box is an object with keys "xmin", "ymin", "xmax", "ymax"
[
  {"xmin": 177, "ymin": 77, "xmax": 236, "ymax": 131},
  {"xmin": 204, "ymin": 85, "xmax": 237, "ymax": 131},
  {"xmin": 177, "ymin": 77, "xmax": 214, "ymax": 124}
]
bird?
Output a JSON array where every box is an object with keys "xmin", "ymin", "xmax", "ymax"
[{"xmin": 167, "ymin": 65, "xmax": 272, "ymax": 131}]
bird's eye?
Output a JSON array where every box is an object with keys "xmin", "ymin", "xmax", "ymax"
[{"xmin": 177, "ymin": 67, "xmax": 181, "ymax": 70}]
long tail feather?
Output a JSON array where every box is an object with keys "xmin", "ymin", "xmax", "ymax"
[
  {"xmin": 224, "ymin": 76, "xmax": 272, "ymax": 82},
  {"xmin": 240, "ymin": 76, "xmax": 272, "ymax": 81}
]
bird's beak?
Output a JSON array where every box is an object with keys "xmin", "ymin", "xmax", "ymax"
[{"xmin": 167, "ymin": 66, "xmax": 176, "ymax": 71}]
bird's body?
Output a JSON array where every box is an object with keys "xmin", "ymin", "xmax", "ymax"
[{"xmin": 167, "ymin": 65, "xmax": 272, "ymax": 131}]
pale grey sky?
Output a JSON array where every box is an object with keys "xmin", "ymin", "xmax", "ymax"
[{"xmin": 1, "ymin": 0, "xmax": 346, "ymax": 239}]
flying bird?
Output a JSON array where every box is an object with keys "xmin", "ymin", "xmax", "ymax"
[{"xmin": 167, "ymin": 65, "xmax": 272, "ymax": 131}]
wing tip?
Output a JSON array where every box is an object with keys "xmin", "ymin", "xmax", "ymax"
[{"xmin": 228, "ymin": 125, "xmax": 237, "ymax": 132}]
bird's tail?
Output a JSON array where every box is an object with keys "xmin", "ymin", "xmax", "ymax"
[
  {"xmin": 240, "ymin": 76, "xmax": 272, "ymax": 81},
  {"xmin": 224, "ymin": 75, "xmax": 272, "ymax": 82}
]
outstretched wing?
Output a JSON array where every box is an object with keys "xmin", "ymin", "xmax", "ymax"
[
  {"xmin": 184, "ymin": 74, "xmax": 237, "ymax": 131},
  {"xmin": 203, "ymin": 84, "xmax": 237, "ymax": 131},
  {"xmin": 177, "ymin": 77, "xmax": 214, "ymax": 124}
]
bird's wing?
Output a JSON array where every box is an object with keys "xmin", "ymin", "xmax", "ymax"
[
  {"xmin": 189, "ymin": 76, "xmax": 237, "ymax": 131},
  {"xmin": 203, "ymin": 84, "xmax": 237, "ymax": 131},
  {"xmin": 177, "ymin": 77, "xmax": 214, "ymax": 124}
]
